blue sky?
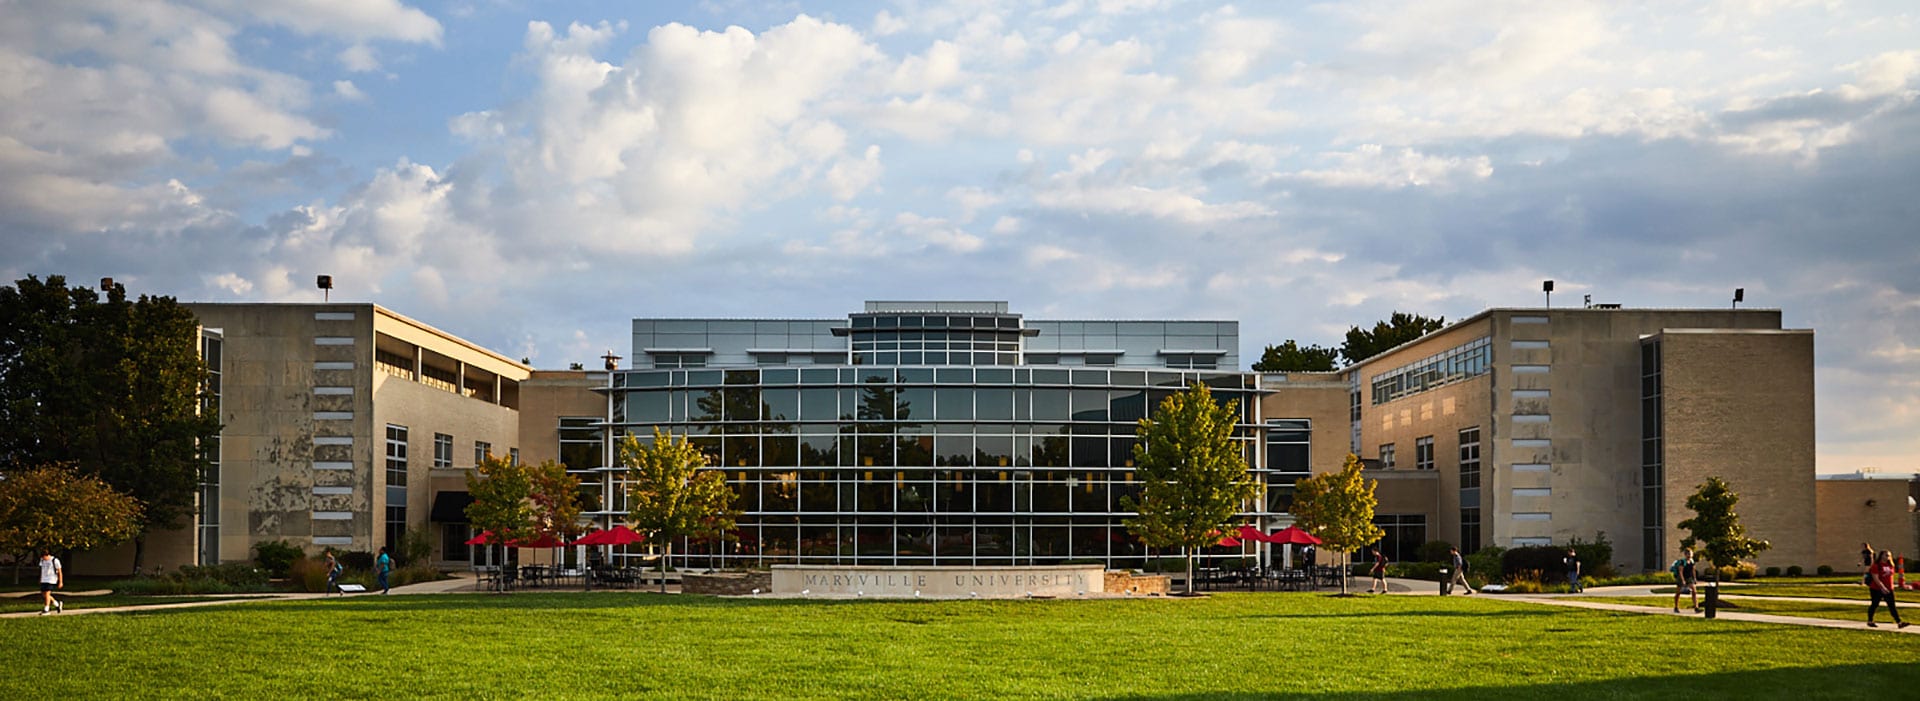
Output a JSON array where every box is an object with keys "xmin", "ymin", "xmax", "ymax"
[{"xmin": 3, "ymin": 1, "xmax": 1918, "ymax": 472}]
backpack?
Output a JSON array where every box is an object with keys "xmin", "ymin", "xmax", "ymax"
[{"xmin": 1669, "ymin": 559, "xmax": 1683, "ymax": 577}]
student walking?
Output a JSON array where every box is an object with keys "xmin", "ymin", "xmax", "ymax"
[
  {"xmin": 1671, "ymin": 547, "xmax": 1699, "ymax": 613},
  {"xmin": 1861, "ymin": 542, "xmax": 1875, "ymax": 570},
  {"xmin": 38, "ymin": 549, "xmax": 64, "ymax": 615},
  {"xmin": 1866, "ymin": 550, "xmax": 1910, "ymax": 629},
  {"xmin": 1564, "ymin": 548, "xmax": 1583, "ymax": 593},
  {"xmin": 1448, "ymin": 547, "xmax": 1473, "ymax": 595},
  {"xmin": 325, "ymin": 550, "xmax": 342, "ymax": 595},
  {"xmin": 1366, "ymin": 549, "xmax": 1389, "ymax": 594},
  {"xmin": 376, "ymin": 546, "xmax": 393, "ymax": 595}
]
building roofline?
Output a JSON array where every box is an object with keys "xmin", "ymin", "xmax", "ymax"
[{"xmin": 1337, "ymin": 307, "xmax": 1784, "ymax": 374}]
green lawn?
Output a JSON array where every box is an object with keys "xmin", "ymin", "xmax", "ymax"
[
  {"xmin": 5, "ymin": 592, "xmax": 1919, "ymax": 699},
  {"xmin": 0, "ymin": 592, "xmax": 232, "ymax": 614},
  {"xmin": 1646, "ymin": 584, "xmax": 1874, "ymax": 601},
  {"xmin": 1566, "ymin": 595, "xmax": 1907, "ymax": 625}
]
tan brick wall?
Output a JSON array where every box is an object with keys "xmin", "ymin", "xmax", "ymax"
[
  {"xmin": 1352, "ymin": 317, "xmax": 1492, "ymax": 549},
  {"xmin": 1659, "ymin": 330, "xmax": 1815, "ymax": 571},
  {"xmin": 1815, "ymin": 479, "xmax": 1918, "ymax": 572},
  {"xmin": 517, "ymin": 371, "xmax": 608, "ymax": 466}
]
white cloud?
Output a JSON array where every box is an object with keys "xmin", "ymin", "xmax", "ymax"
[
  {"xmin": 199, "ymin": 0, "xmax": 443, "ymax": 45},
  {"xmin": 333, "ymin": 80, "xmax": 368, "ymax": 101},
  {"xmin": 339, "ymin": 44, "xmax": 382, "ymax": 72},
  {"xmin": 1286, "ymin": 145, "xmax": 1494, "ymax": 188}
]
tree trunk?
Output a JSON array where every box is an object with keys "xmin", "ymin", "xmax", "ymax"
[
  {"xmin": 132, "ymin": 536, "xmax": 147, "ymax": 577},
  {"xmin": 1185, "ymin": 548, "xmax": 1195, "ymax": 595},
  {"xmin": 1340, "ymin": 551, "xmax": 1350, "ymax": 595},
  {"xmin": 660, "ymin": 542, "xmax": 671, "ymax": 594}
]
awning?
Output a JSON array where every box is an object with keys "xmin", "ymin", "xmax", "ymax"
[{"xmin": 430, "ymin": 491, "xmax": 474, "ymax": 522}]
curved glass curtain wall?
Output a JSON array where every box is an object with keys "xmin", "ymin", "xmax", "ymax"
[{"xmin": 596, "ymin": 366, "xmax": 1263, "ymax": 569}]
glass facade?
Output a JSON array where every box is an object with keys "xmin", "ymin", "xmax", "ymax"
[
  {"xmin": 385, "ymin": 425, "xmax": 408, "ymax": 552},
  {"xmin": 1640, "ymin": 340, "xmax": 1664, "ymax": 570},
  {"xmin": 1458, "ymin": 427, "xmax": 1481, "ymax": 553},
  {"xmin": 848, "ymin": 313, "xmax": 1024, "ymax": 367},
  {"xmin": 1370, "ymin": 336, "xmax": 1491, "ymax": 405},
  {"xmin": 598, "ymin": 366, "xmax": 1265, "ymax": 569},
  {"xmin": 198, "ymin": 333, "xmax": 222, "ymax": 566}
]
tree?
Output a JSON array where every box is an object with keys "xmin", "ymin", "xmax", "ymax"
[
  {"xmin": 528, "ymin": 459, "xmax": 586, "ymax": 542},
  {"xmin": 622, "ymin": 428, "xmax": 739, "ymax": 593},
  {"xmin": 1339, "ymin": 311, "xmax": 1447, "ymax": 364},
  {"xmin": 1121, "ymin": 383, "xmax": 1259, "ymax": 595},
  {"xmin": 1252, "ymin": 340, "xmax": 1339, "ymax": 372},
  {"xmin": 0, "ymin": 275, "xmax": 219, "ymax": 573},
  {"xmin": 1291, "ymin": 454, "xmax": 1385, "ymax": 595},
  {"xmin": 464, "ymin": 454, "xmax": 536, "ymax": 558},
  {"xmin": 0, "ymin": 464, "xmax": 143, "ymax": 583},
  {"xmin": 1677, "ymin": 476, "xmax": 1771, "ymax": 582}
]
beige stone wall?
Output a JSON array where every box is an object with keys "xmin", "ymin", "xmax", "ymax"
[
  {"xmin": 1257, "ymin": 374, "xmax": 1350, "ymax": 477},
  {"xmin": 1815, "ymin": 479, "xmax": 1917, "ymax": 572},
  {"xmin": 1104, "ymin": 570, "xmax": 1170, "ymax": 595},
  {"xmin": 1351, "ymin": 317, "xmax": 1492, "ymax": 549},
  {"xmin": 683, "ymin": 570, "xmax": 773, "ymax": 596},
  {"xmin": 1659, "ymin": 330, "xmax": 1815, "ymax": 571},
  {"xmin": 371, "ymin": 363, "xmax": 521, "ymax": 556},
  {"xmin": 517, "ymin": 371, "xmax": 609, "ymax": 466}
]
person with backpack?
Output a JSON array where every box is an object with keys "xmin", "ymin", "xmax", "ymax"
[
  {"xmin": 1448, "ymin": 546, "xmax": 1473, "ymax": 595},
  {"xmin": 38, "ymin": 549, "xmax": 64, "ymax": 615},
  {"xmin": 1564, "ymin": 548, "xmax": 1583, "ymax": 593},
  {"xmin": 325, "ymin": 549, "xmax": 343, "ymax": 595},
  {"xmin": 377, "ymin": 546, "xmax": 394, "ymax": 595},
  {"xmin": 1866, "ymin": 549, "xmax": 1910, "ymax": 629},
  {"xmin": 1671, "ymin": 547, "xmax": 1699, "ymax": 613},
  {"xmin": 1366, "ymin": 549, "xmax": 1389, "ymax": 594}
]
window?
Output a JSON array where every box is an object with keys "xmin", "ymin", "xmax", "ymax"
[
  {"xmin": 1370, "ymin": 336, "xmax": 1491, "ymax": 405},
  {"xmin": 1373, "ymin": 514, "xmax": 1427, "ymax": 562},
  {"xmin": 1458, "ymin": 428, "xmax": 1481, "ymax": 489},
  {"xmin": 509, "ymin": 448, "xmax": 520, "ymax": 466},
  {"xmin": 385, "ymin": 425, "xmax": 408, "ymax": 487},
  {"xmin": 1162, "ymin": 354, "xmax": 1218, "ymax": 370},
  {"xmin": 1641, "ymin": 339, "xmax": 1664, "ymax": 571},
  {"xmin": 1265, "ymin": 419, "xmax": 1311, "ymax": 513},
  {"xmin": 1379, "ymin": 443, "xmax": 1396, "ymax": 469},
  {"xmin": 652, "ymin": 353, "xmax": 707, "ymax": 368},
  {"xmin": 1415, "ymin": 436, "xmax": 1434, "ymax": 471},
  {"xmin": 474, "ymin": 441, "xmax": 491, "ymax": 466},
  {"xmin": 386, "ymin": 505, "xmax": 406, "ymax": 554},
  {"xmin": 433, "ymin": 433, "xmax": 453, "ymax": 469},
  {"xmin": 559, "ymin": 417, "xmax": 602, "ymax": 471},
  {"xmin": 443, "ymin": 525, "xmax": 470, "ymax": 562},
  {"xmin": 1460, "ymin": 508, "xmax": 1481, "ymax": 554}
]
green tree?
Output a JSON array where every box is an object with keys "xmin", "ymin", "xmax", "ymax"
[
  {"xmin": 622, "ymin": 428, "xmax": 739, "ymax": 593},
  {"xmin": 1291, "ymin": 454, "xmax": 1385, "ymax": 594},
  {"xmin": 528, "ymin": 459, "xmax": 586, "ymax": 542},
  {"xmin": 1252, "ymin": 340, "xmax": 1340, "ymax": 372},
  {"xmin": 0, "ymin": 275, "xmax": 219, "ymax": 574},
  {"xmin": 464, "ymin": 454, "xmax": 536, "ymax": 556},
  {"xmin": 0, "ymin": 464, "xmax": 143, "ymax": 583},
  {"xmin": 1121, "ymin": 383, "xmax": 1258, "ymax": 595},
  {"xmin": 1677, "ymin": 476, "xmax": 1771, "ymax": 582},
  {"xmin": 1339, "ymin": 311, "xmax": 1447, "ymax": 364}
]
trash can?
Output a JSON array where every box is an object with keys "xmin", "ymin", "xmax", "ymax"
[
  {"xmin": 1703, "ymin": 585, "xmax": 1719, "ymax": 618},
  {"xmin": 1439, "ymin": 568, "xmax": 1452, "ymax": 595}
]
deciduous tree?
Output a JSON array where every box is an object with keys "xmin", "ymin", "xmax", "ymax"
[
  {"xmin": 0, "ymin": 464, "xmax": 142, "ymax": 583},
  {"xmin": 1121, "ymin": 383, "xmax": 1258, "ymax": 595},
  {"xmin": 1291, "ymin": 454, "xmax": 1384, "ymax": 594},
  {"xmin": 464, "ymin": 454, "xmax": 535, "ymax": 554},
  {"xmin": 1340, "ymin": 312, "xmax": 1447, "ymax": 364},
  {"xmin": 0, "ymin": 275, "xmax": 219, "ymax": 574},
  {"xmin": 1252, "ymin": 340, "xmax": 1340, "ymax": 372},
  {"xmin": 1677, "ymin": 476, "xmax": 1771, "ymax": 581},
  {"xmin": 622, "ymin": 428, "xmax": 739, "ymax": 593},
  {"xmin": 528, "ymin": 459, "xmax": 586, "ymax": 542}
]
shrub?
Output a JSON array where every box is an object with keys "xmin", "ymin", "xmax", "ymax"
[
  {"xmin": 398, "ymin": 527, "xmax": 434, "ymax": 567},
  {"xmin": 1502, "ymin": 569, "xmax": 1544, "ymax": 593},
  {"xmin": 1712, "ymin": 562, "xmax": 1759, "ymax": 582},
  {"xmin": 1787, "ymin": 565, "xmax": 1804, "ymax": 576},
  {"xmin": 1589, "ymin": 573, "xmax": 1672, "ymax": 587},
  {"xmin": 1416, "ymin": 540, "xmax": 1453, "ymax": 563},
  {"xmin": 1816, "ymin": 564, "xmax": 1834, "ymax": 576},
  {"xmin": 289, "ymin": 556, "xmax": 333, "ymax": 593},
  {"xmin": 252, "ymin": 540, "xmax": 303, "ymax": 578},
  {"xmin": 1567, "ymin": 532, "xmax": 1615, "ymax": 580},
  {"xmin": 339, "ymin": 551, "xmax": 376, "ymax": 572},
  {"xmin": 390, "ymin": 564, "xmax": 446, "ymax": 588},
  {"xmin": 1765, "ymin": 566, "xmax": 1782, "ymax": 577},
  {"xmin": 1464, "ymin": 546, "xmax": 1504, "ymax": 583},
  {"xmin": 110, "ymin": 563, "xmax": 272, "ymax": 595},
  {"xmin": 1387, "ymin": 562, "xmax": 1446, "ymax": 581},
  {"xmin": 1501, "ymin": 546, "xmax": 1566, "ymax": 579}
]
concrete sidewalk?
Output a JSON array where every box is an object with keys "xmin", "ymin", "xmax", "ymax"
[{"xmin": 1505, "ymin": 592, "xmax": 1920, "ymax": 633}]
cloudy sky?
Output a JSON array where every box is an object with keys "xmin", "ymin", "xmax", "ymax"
[{"xmin": 4, "ymin": 1, "xmax": 1917, "ymax": 472}]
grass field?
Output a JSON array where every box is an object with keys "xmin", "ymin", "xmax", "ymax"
[
  {"xmin": 1567, "ymin": 595, "xmax": 1910, "ymax": 626},
  {"xmin": 0, "ymin": 592, "xmax": 231, "ymax": 614},
  {"xmin": 5, "ymin": 593, "xmax": 1920, "ymax": 699}
]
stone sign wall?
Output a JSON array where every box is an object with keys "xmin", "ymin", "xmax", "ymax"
[{"xmin": 771, "ymin": 565, "xmax": 1106, "ymax": 598}]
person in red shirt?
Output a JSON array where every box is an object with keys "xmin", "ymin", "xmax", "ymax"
[{"xmin": 1866, "ymin": 550, "xmax": 1910, "ymax": 629}]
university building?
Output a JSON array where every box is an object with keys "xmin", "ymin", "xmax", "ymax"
[{"xmin": 84, "ymin": 299, "xmax": 1912, "ymax": 575}]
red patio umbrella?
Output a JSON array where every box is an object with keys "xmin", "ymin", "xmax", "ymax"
[
  {"xmin": 508, "ymin": 533, "xmax": 567, "ymax": 549},
  {"xmin": 1267, "ymin": 525, "xmax": 1322, "ymax": 545},
  {"xmin": 571, "ymin": 524, "xmax": 645, "ymax": 546},
  {"xmin": 1216, "ymin": 535, "xmax": 1242, "ymax": 547},
  {"xmin": 1235, "ymin": 525, "xmax": 1270, "ymax": 543},
  {"xmin": 464, "ymin": 530, "xmax": 497, "ymax": 546}
]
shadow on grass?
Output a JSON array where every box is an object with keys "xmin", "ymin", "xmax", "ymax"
[{"xmin": 1095, "ymin": 662, "xmax": 1920, "ymax": 700}]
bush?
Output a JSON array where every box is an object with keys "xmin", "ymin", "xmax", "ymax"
[
  {"xmin": 1765, "ymin": 566, "xmax": 1782, "ymax": 577},
  {"xmin": 1501, "ymin": 546, "xmax": 1567, "ymax": 580},
  {"xmin": 1787, "ymin": 565, "xmax": 1804, "ymax": 576},
  {"xmin": 1464, "ymin": 546, "xmax": 1504, "ymax": 583},
  {"xmin": 1816, "ymin": 564, "xmax": 1834, "ymax": 576},
  {"xmin": 289, "ymin": 556, "xmax": 333, "ymax": 593},
  {"xmin": 1416, "ymin": 540, "xmax": 1453, "ymax": 563},
  {"xmin": 1387, "ymin": 561, "xmax": 1446, "ymax": 581},
  {"xmin": 398, "ymin": 527, "xmax": 434, "ymax": 567},
  {"xmin": 339, "ymin": 551, "xmax": 376, "ymax": 572},
  {"xmin": 1713, "ymin": 562, "xmax": 1758, "ymax": 582},
  {"xmin": 1502, "ymin": 569, "xmax": 1545, "ymax": 593},
  {"xmin": 1567, "ymin": 532, "xmax": 1615, "ymax": 580},
  {"xmin": 252, "ymin": 540, "xmax": 303, "ymax": 578},
  {"xmin": 1589, "ymin": 573, "xmax": 1672, "ymax": 587},
  {"xmin": 110, "ymin": 563, "xmax": 272, "ymax": 595}
]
